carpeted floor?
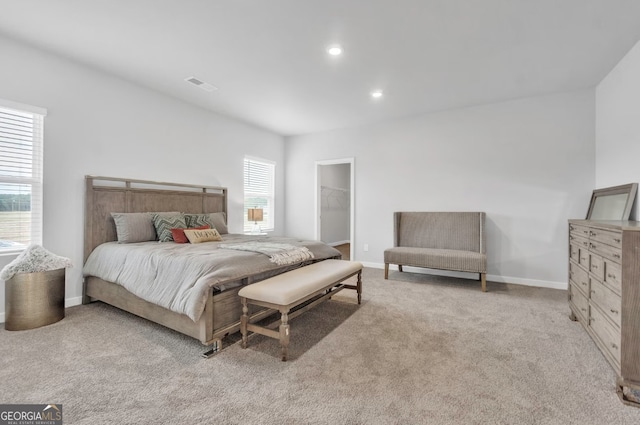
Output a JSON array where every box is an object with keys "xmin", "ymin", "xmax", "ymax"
[{"xmin": 1, "ymin": 268, "xmax": 640, "ymax": 424}]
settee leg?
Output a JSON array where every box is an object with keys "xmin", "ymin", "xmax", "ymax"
[
  {"xmin": 384, "ymin": 263, "xmax": 389, "ymax": 279},
  {"xmin": 481, "ymin": 273, "xmax": 487, "ymax": 292},
  {"xmin": 398, "ymin": 265, "xmax": 403, "ymax": 273}
]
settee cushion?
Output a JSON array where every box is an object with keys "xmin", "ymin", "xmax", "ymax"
[{"xmin": 384, "ymin": 247, "xmax": 486, "ymax": 273}]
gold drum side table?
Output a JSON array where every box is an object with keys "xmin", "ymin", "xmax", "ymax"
[{"xmin": 5, "ymin": 268, "xmax": 65, "ymax": 331}]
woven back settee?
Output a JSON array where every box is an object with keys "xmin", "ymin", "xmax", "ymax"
[{"xmin": 383, "ymin": 212, "xmax": 487, "ymax": 291}]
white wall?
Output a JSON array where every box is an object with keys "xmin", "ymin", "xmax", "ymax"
[
  {"xmin": 286, "ymin": 90, "xmax": 595, "ymax": 288},
  {"xmin": 0, "ymin": 35, "xmax": 285, "ymax": 321},
  {"xmin": 596, "ymin": 40, "xmax": 640, "ymax": 220},
  {"xmin": 320, "ymin": 163, "xmax": 350, "ymax": 244}
]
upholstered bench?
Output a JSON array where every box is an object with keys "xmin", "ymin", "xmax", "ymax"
[
  {"xmin": 384, "ymin": 212, "xmax": 487, "ymax": 291},
  {"xmin": 239, "ymin": 259, "xmax": 363, "ymax": 361}
]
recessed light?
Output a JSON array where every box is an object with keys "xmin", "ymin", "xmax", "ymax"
[
  {"xmin": 327, "ymin": 45, "xmax": 343, "ymax": 56},
  {"xmin": 371, "ymin": 90, "xmax": 383, "ymax": 99}
]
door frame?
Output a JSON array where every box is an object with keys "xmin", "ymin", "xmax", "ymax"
[{"xmin": 315, "ymin": 157, "xmax": 355, "ymax": 260}]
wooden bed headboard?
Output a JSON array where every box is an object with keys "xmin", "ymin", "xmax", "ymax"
[{"xmin": 84, "ymin": 175, "xmax": 228, "ymax": 262}]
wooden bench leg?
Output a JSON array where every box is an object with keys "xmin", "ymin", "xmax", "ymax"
[
  {"xmin": 384, "ymin": 263, "xmax": 389, "ymax": 279},
  {"xmin": 241, "ymin": 298, "xmax": 249, "ymax": 349},
  {"xmin": 481, "ymin": 273, "xmax": 487, "ymax": 292},
  {"xmin": 279, "ymin": 310, "xmax": 290, "ymax": 361},
  {"xmin": 398, "ymin": 265, "xmax": 403, "ymax": 273}
]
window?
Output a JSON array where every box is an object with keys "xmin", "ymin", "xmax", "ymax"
[
  {"xmin": 0, "ymin": 99, "xmax": 46, "ymax": 253},
  {"xmin": 243, "ymin": 157, "xmax": 275, "ymax": 233}
]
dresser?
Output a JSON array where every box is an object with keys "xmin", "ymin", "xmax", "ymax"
[{"xmin": 568, "ymin": 220, "xmax": 640, "ymax": 406}]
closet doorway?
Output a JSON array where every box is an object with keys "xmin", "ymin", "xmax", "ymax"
[{"xmin": 315, "ymin": 158, "xmax": 354, "ymax": 260}]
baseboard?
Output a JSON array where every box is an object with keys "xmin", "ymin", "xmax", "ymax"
[
  {"xmin": 360, "ymin": 262, "xmax": 567, "ymax": 290},
  {"xmin": 0, "ymin": 296, "xmax": 84, "ymax": 324},
  {"xmin": 327, "ymin": 240, "xmax": 350, "ymax": 247},
  {"xmin": 65, "ymin": 296, "xmax": 83, "ymax": 308},
  {"xmin": 485, "ymin": 274, "xmax": 567, "ymax": 290}
]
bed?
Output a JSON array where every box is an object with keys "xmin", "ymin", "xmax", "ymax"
[{"xmin": 82, "ymin": 176, "xmax": 341, "ymax": 350}]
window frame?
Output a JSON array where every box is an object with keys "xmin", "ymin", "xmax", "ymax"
[
  {"xmin": 0, "ymin": 98, "xmax": 46, "ymax": 255},
  {"xmin": 243, "ymin": 156, "xmax": 275, "ymax": 233}
]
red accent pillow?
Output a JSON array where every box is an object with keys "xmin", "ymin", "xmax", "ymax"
[{"xmin": 171, "ymin": 225, "xmax": 210, "ymax": 244}]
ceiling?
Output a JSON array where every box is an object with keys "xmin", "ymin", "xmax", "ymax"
[{"xmin": 2, "ymin": 1, "xmax": 640, "ymax": 136}]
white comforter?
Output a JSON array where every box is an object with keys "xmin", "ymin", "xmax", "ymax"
[{"xmin": 82, "ymin": 234, "xmax": 340, "ymax": 321}]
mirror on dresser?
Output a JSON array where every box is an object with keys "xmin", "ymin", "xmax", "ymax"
[{"xmin": 586, "ymin": 183, "xmax": 637, "ymax": 220}]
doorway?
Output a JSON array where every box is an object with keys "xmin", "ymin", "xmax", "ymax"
[{"xmin": 315, "ymin": 158, "xmax": 354, "ymax": 260}]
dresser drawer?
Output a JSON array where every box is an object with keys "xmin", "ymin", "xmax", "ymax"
[
  {"xmin": 569, "ymin": 283, "xmax": 589, "ymax": 323},
  {"xmin": 603, "ymin": 260, "xmax": 622, "ymax": 296},
  {"xmin": 569, "ymin": 234, "xmax": 590, "ymax": 267},
  {"xmin": 569, "ymin": 234, "xmax": 589, "ymax": 250},
  {"xmin": 589, "ymin": 306, "xmax": 621, "ymax": 366},
  {"xmin": 569, "ymin": 224, "xmax": 591, "ymax": 239},
  {"xmin": 569, "ymin": 241, "xmax": 579, "ymax": 262},
  {"xmin": 589, "ymin": 228, "xmax": 622, "ymax": 250},
  {"xmin": 590, "ymin": 278, "xmax": 621, "ymax": 328},
  {"xmin": 589, "ymin": 240, "xmax": 622, "ymax": 265},
  {"xmin": 569, "ymin": 261, "xmax": 589, "ymax": 296},
  {"xmin": 590, "ymin": 253, "xmax": 604, "ymax": 281},
  {"xmin": 579, "ymin": 246, "xmax": 590, "ymax": 269}
]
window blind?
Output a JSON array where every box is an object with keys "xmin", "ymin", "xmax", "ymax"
[
  {"xmin": 0, "ymin": 101, "xmax": 45, "ymax": 253},
  {"xmin": 243, "ymin": 157, "xmax": 275, "ymax": 232}
]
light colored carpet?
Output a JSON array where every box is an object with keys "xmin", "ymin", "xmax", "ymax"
[{"xmin": 1, "ymin": 268, "xmax": 640, "ymax": 424}]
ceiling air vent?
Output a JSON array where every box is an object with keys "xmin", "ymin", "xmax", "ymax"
[{"xmin": 184, "ymin": 76, "xmax": 218, "ymax": 92}]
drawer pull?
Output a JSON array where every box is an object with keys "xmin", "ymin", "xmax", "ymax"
[
  {"xmin": 607, "ymin": 273, "xmax": 616, "ymax": 279},
  {"xmin": 581, "ymin": 281, "xmax": 587, "ymax": 286},
  {"xmin": 614, "ymin": 238, "xmax": 621, "ymax": 243},
  {"xmin": 610, "ymin": 309, "xmax": 619, "ymax": 314},
  {"xmin": 590, "ymin": 243, "xmax": 596, "ymax": 249},
  {"xmin": 612, "ymin": 343, "xmax": 618, "ymax": 349},
  {"xmin": 613, "ymin": 254, "xmax": 621, "ymax": 259},
  {"xmin": 590, "ymin": 289, "xmax": 595, "ymax": 294},
  {"xmin": 591, "ymin": 265, "xmax": 598, "ymax": 269},
  {"xmin": 590, "ymin": 231, "xmax": 596, "ymax": 236},
  {"xmin": 581, "ymin": 308, "xmax": 587, "ymax": 312},
  {"xmin": 569, "ymin": 235, "xmax": 574, "ymax": 240}
]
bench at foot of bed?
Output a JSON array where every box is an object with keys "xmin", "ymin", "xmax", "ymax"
[{"xmin": 238, "ymin": 259, "xmax": 363, "ymax": 361}]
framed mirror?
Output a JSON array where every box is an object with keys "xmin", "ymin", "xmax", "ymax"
[{"xmin": 586, "ymin": 183, "xmax": 638, "ymax": 220}]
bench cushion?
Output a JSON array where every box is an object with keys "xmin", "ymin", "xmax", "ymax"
[
  {"xmin": 238, "ymin": 259, "xmax": 362, "ymax": 306},
  {"xmin": 384, "ymin": 247, "xmax": 486, "ymax": 273}
]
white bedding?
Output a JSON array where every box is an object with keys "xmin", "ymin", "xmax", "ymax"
[{"xmin": 82, "ymin": 234, "xmax": 341, "ymax": 321}]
